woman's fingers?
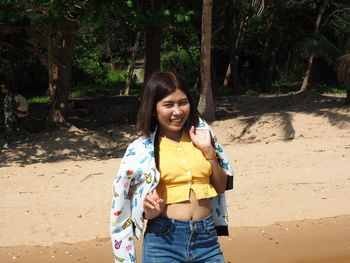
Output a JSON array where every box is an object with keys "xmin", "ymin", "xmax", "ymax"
[
  {"xmin": 143, "ymin": 199, "xmax": 156, "ymax": 210},
  {"xmin": 152, "ymin": 189, "xmax": 163, "ymax": 203},
  {"xmin": 144, "ymin": 196, "xmax": 157, "ymax": 209},
  {"xmin": 144, "ymin": 189, "xmax": 164, "ymax": 210},
  {"xmin": 189, "ymin": 126, "xmax": 212, "ymax": 153},
  {"xmin": 189, "ymin": 126, "xmax": 196, "ymax": 136}
]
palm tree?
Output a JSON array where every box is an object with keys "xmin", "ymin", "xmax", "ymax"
[
  {"xmin": 300, "ymin": 0, "xmax": 329, "ymax": 92},
  {"xmin": 299, "ymin": 3, "xmax": 350, "ymax": 104}
]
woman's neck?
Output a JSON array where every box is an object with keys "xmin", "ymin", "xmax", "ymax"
[{"xmin": 159, "ymin": 129, "xmax": 183, "ymax": 143}]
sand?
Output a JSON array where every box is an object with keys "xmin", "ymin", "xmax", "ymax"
[{"xmin": 0, "ymin": 93, "xmax": 349, "ymax": 262}]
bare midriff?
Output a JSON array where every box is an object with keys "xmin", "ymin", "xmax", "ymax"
[{"xmin": 161, "ymin": 189, "xmax": 211, "ymax": 221}]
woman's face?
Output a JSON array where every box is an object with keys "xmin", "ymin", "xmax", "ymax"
[{"xmin": 156, "ymin": 88, "xmax": 190, "ymax": 140}]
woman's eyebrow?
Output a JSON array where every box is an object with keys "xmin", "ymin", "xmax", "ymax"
[
  {"xmin": 162, "ymin": 99, "xmax": 174, "ymax": 103},
  {"xmin": 162, "ymin": 97, "xmax": 188, "ymax": 103}
]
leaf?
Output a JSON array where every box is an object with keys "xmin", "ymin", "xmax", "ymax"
[
  {"xmin": 127, "ymin": 0, "xmax": 133, "ymax": 8},
  {"xmin": 163, "ymin": 9, "xmax": 170, "ymax": 16}
]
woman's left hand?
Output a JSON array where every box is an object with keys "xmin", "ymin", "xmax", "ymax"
[
  {"xmin": 143, "ymin": 189, "xmax": 164, "ymax": 220},
  {"xmin": 189, "ymin": 126, "xmax": 215, "ymax": 157}
]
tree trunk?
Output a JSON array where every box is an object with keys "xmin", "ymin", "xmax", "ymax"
[
  {"xmin": 198, "ymin": 0, "xmax": 215, "ymax": 121},
  {"xmin": 223, "ymin": 62, "xmax": 231, "ymax": 89},
  {"xmin": 144, "ymin": 28, "xmax": 161, "ymax": 83},
  {"xmin": 299, "ymin": 0, "xmax": 329, "ymax": 92},
  {"xmin": 223, "ymin": 0, "xmax": 241, "ymax": 94},
  {"xmin": 229, "ymin": 51, "xmax": 240, "ymax": 94},
  {"xmin": 262, "ymin": 49, "xmax": 277, "ymax": 93},
  {"xmin": 125, "ymin": 31, "xmax": 140, "ymax": 95},
  {"xmin": 300, "ymin": 53, "xmax": 316, "ymax": 92},
  {"xmin": 46, "ymin": 20, "xmax": 77, "ymax": 130},
  {"xmin": 106, "ymin": 33, "xmax": 116, "ymax": 72},
  {"xmin": 260, "ymin": 44, "xmax": 269, "ymax": 93},
  {"xmin": 345, "ymin": 87, "xmax": 350, "ymax": 105},
  {"xmin": 211, "ymin": 52, "xmax": 218, "ymax": 98},
  {"xmin": 260, "ymin": 13, "xmax": 275, "ymax": 93}
]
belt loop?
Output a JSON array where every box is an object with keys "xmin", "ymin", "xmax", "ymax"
[
  {"xmin": 169, "ymin": 217, "xmax": 175, "ymax": 232},
  {"xmin": 205, "ymin": 214, "xmax": 212, "ymax": 232},
  {"xmin": 203, "ymin": 217, "xmax": 208, "ymax": 232},
  {"xmin": 190, "ymin": 221, "xmax": 195, "ymax": 232}
]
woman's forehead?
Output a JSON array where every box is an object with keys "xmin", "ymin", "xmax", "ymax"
[{"xmin": 159, "ymin": 89, "xmax": 188, "ymax": 102}]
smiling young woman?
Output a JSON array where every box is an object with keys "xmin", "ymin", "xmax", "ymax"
[
  {"xmin": 155, "ymin": 88, "xmax": 190, "ymax": 142},
  {"xmin": 110, "ymin": 72, "xmax": 234, "ymax": 263}
]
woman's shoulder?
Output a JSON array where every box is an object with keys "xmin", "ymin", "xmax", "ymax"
[
  {"xmin": 120, "ymin": 135, "xmax": 154, "ymax": 168},
  {"xmin": 125, "ymin": 135, "xmax": 154, "ymax": 153}
]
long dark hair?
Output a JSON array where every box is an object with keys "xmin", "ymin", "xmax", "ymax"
[{"xmin": 136, "ymin": 71, "xmax": 200, "ymax": 137}]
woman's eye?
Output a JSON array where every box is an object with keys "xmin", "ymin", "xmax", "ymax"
[
  {"xmin": 164, "ymin": 104, "xmax": 172, "ymax": 108},
  {"xmin": 179, "ymin": 101, "xmax": 188, "ymax": 106}
]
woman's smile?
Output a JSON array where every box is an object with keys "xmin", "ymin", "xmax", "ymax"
[{"xmin": 156, "ymin": 89, "xmax": 190, "ymax": 141}]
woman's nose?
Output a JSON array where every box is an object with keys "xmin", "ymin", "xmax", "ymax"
[{"xmin": 173, "ymin": 105, "xmax": 182, "ymax": 114}]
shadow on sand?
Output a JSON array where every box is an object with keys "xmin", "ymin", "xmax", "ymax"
[{"xmin": 0, "ymin": 92, "xmax": 348, "ymax": 165}]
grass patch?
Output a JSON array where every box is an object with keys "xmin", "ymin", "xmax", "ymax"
[
  {"xmin": 69, "ymin": 69, "xmax": 142, "ymax": 97},
  {"xmin": 70, "ymin": 84, "xmax": 120, "ymax": 97},
  {"xmin": 309, "ymin": 85, "xmax": 346, "ymax": 93},
  {"xmin": 28, "ymin": 96, "xmax": 51, "ymax": 104},
  {"xmin": 273, "ymin": 82, "xmax": 346, "ymax": 94}
]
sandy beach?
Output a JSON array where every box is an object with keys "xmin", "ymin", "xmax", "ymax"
[{"xmin": 1, "ymin": 94, "xmax": 349, "ymax": 262}]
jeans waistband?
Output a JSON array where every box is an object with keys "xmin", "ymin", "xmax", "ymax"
[{"xmin": 148, "ymin": 214, "xmax": 214, "ymax": 232}]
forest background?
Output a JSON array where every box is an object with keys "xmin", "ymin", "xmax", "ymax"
[{"xmin": 0, "ymin": 0, "xmax": 349, "ymax": 131}]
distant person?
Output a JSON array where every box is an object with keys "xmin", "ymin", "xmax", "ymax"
[
  {"xmin": 1, "ymin": 85, "xmax": 29, "ymax": 149},
  {"xmin": 14, "ymin": 92, "xmax": 29, "ymax": 120},
  {"xmin": 14, "ymin": 91, "xmax": 30, "ymax": 137},
  {"xmin": 110, "ymin": 72, "xmax": 234, "ymax": 263},
  {"xmin": 1, "ymin": 84, "xmax": 17, "ymax": 148}
]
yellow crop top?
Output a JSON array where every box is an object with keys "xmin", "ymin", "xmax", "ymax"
[{"xmin": 156, "ymin": 130, "xmax": 217, "ymax": 204}]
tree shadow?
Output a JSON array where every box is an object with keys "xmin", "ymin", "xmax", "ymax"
[
  {"xmin": 0, "ymin": 124, "xmax": 139, "ymax": 165},
  {"xmin": 279, "ymin": 111, "xmax": 295, "ymax": 141},
  {"xmin": 1, "ymin": 92, "xmax": 348, "ymax": 165},
  {"xmin": 0, "ymin": 96, "xmax": 140, "ymax": 165},
  {"xmin": 216, "ymin": 92, "xmax": 349, "ymax": 143},
  {"xmin": 313, "ymin": 109, "xmax": 350, "ymax": 129}
]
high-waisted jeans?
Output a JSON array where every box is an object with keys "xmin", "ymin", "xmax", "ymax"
[{"xmin": 142, "ymin": 214, "xmax": 225, "ymax": 263}]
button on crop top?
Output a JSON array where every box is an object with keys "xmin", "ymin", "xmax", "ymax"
[{"xmin": 156, "ymin": 130, "xmax": 217, "ymax": 204}]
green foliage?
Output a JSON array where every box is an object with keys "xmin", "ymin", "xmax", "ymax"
[
  {"xmin": 2, "ymin": 0, "xmax": 349, "ymax": 103},
  {"xmin": 72, "ymin": 26, "xmax": 111, "ymax": 85},
  {"xmin": 28, "ymin": 96, "xmax": 51, "ymax": 104},
  {"xmin": 108, "ymin": 70, "xmax": 127, "ymax": 84},
  {"xmin": 70, "ymin": 84, "xmax": 117, "ymax": 97},
  {"xmin": 310, "ymin": 85, "xmax": 347, "ymax": 93},
  {"xmin": 161, "ymin": 47, "xmax": 200, "ymax": 88},
  {"xmin": 245, "ymin": 83, "xmax": 346, "ymax": 94},
  {"xmin": 299, "ymin": 33, "xmax": 341, "ymax": 64},
  {"xmin": 69, "ymin": 69, "xmax": 142, "ymax": 97},
  {"xmin": 112, "ymin": 0, "xmax": 195, "ymax": 30}
]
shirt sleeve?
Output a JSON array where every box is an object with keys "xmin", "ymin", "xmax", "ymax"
[{"xmin": 110, "ymin": 144, "xmax": 139, "ymax": 263}]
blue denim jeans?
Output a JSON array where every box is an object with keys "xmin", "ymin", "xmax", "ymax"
[{"xmin": 142, "ymin": 214, "xmax": 225, "ymax": 263}]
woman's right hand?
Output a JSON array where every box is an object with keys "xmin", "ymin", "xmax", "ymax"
[{"xmin": 143, "ymin": 189, "xmax": 165, "ymax": 220}]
